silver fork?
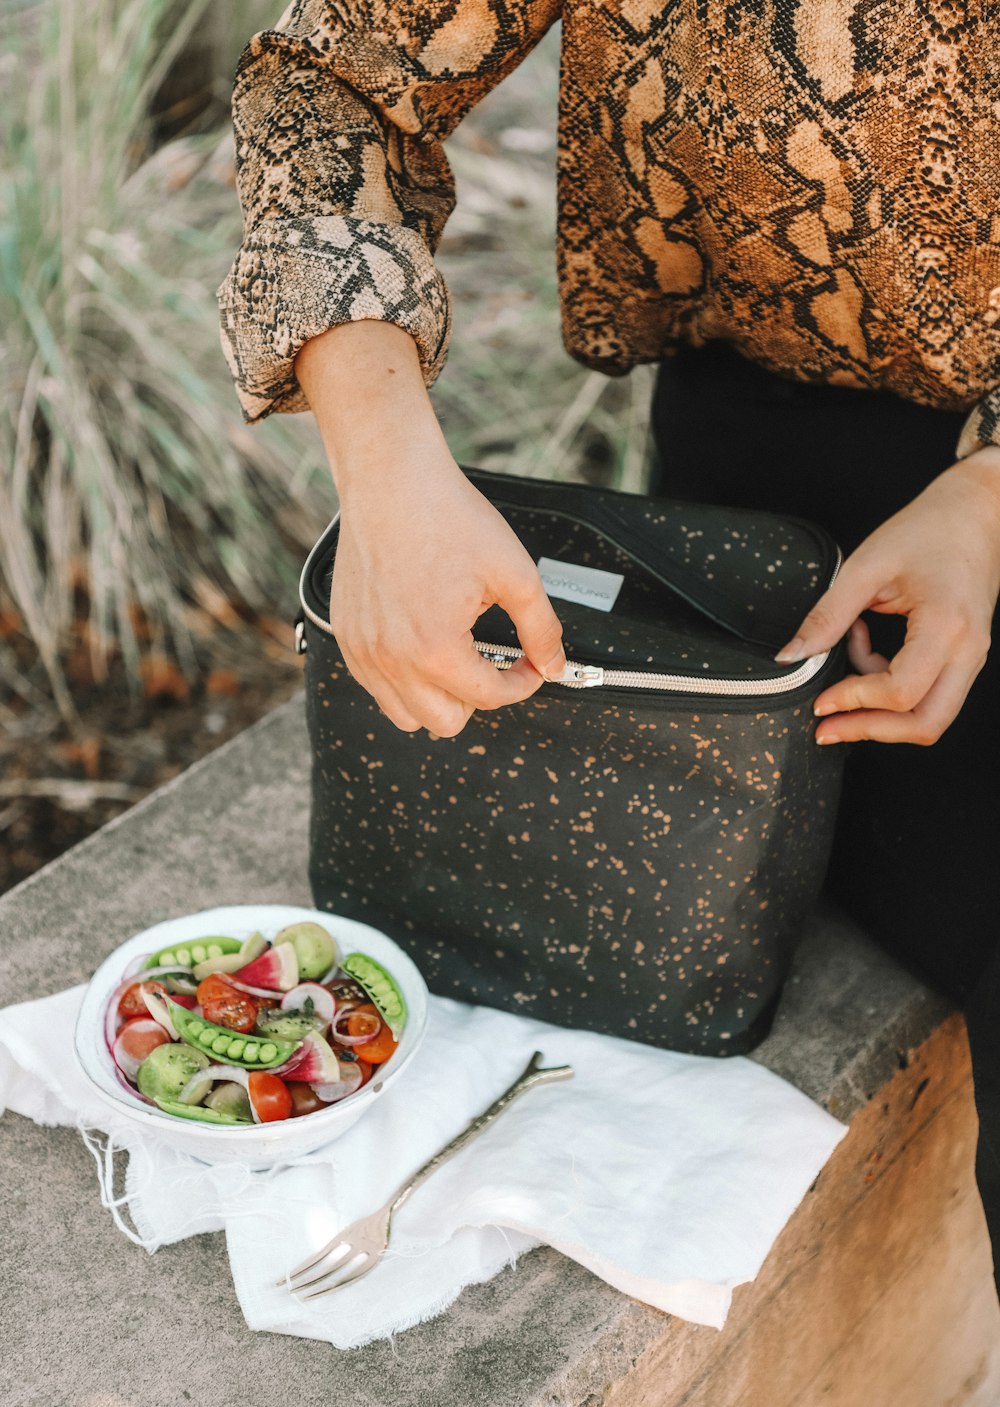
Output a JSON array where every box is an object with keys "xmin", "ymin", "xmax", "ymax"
[{"xmin": 277, "ymin": 1048, "xmax": 575, "ymax": 1300}]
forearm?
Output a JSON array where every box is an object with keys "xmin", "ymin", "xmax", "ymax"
[{"xmin": 293, "ymin": 320, "xmax": 458, "ymax": 503}]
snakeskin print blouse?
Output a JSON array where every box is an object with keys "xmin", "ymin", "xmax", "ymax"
[{"xmin": 215, "ymin": 0, "xmax": 1000, "ymax": 460}]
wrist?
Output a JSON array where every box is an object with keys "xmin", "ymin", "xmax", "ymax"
[
  {"xmin": 942, "ymin": 446, "xmax": 1000, "ymax": 548},
  {"xmin": 294, "ymin": 320, "xmax": 450, "ymax": 495}
]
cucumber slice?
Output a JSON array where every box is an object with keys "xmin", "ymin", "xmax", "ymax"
[
  {"xmin": 204, "ymin": 1081, "xmax": 253, "ymax": 1121},
  {"xmin": 254, "ymin": 1009, "xmax": 325, "ymax": 1042},
  {"xmin": 341, "ymin": 952, "xmax": 407, "ymax": 1039}
]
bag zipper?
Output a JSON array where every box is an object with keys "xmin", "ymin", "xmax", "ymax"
[{"xmin": 297, "ymin": 521, "xmax": 842, "ymax": 698}]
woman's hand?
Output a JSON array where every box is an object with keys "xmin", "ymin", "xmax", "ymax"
[
  {"xmin": 294, "ymin": 318, "xmax": 567, "ymax": 737},
  {"xmin": 775, "ymin": 445, "xmax": 1000, "ymax": 745},
  {"xmin": 331, "ymin": 449, "xmax": 568, "ymax": 735}
]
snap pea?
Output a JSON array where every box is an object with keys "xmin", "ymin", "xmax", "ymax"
[
  {"xmin": 153, "ymin": 1096, "xmax": 252, "ymax": 1126},
  {"xmin": 342, "ymin": 951, "xmax": 407, "ymax": 1038},
  {"xmin": 144, "ymin": 936, "xmax": 243, "ymax": 970},
  {"xmin": 167, "ymin": 998, "xmax": 300, "ymax": 1069}
]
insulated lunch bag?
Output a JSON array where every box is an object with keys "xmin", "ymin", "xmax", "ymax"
[{"xmin": 296, "ymin": 465, "xmax": 849, "ymax": 1056}]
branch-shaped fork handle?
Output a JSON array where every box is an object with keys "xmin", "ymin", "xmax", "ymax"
[
  {"xmin": 279, "ymin": 1049, "xmax": 575, "ymax": 1296},
  {"xmin": 388, "ymin": 1049, "xmax": 574, "ymax": 1218}
]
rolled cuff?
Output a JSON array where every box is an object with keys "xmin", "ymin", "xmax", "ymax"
[
  {"xmin": 216, "ymin": 214, "xmax": 452, "ymax": 425},
  {"xmin": 956, "ymin": 386, "xmax": 1000, "ymax": 460}
]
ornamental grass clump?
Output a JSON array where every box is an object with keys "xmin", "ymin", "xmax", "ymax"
[{"xmin": 0, "ymin": 0, "xmax": 328, "ymax": 706}]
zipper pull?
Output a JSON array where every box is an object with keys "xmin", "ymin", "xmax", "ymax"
[{"xmin": 552, "ymin": 661, "xmax": 604, "ymax": 687}]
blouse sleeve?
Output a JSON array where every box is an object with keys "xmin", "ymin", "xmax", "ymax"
[
  {"xmin": 956, "ymin": 387, "xmax": 1000, "ymax": 460},
  {"xmin": 215, "ymin": 0, "xmax": 562, "ymax": 425}
]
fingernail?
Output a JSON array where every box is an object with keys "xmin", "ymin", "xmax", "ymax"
[
  {"xmin": 816, "ymin": 734, "xmax": 841, "ymax": 745},
  {"xmin": 813, "ymin": 701, "xmax": 834, "ymax": 717},
  {"xmin": 542, "ymin": 654, "xmax": 568, "ymax": 682},
  {"xmin": 774, "ymin": 638, "xmax": 806, "ymax": 663}
]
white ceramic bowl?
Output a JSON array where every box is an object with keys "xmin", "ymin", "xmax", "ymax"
[{"xmin": 75, "ymin": 903, "xmax": 428, "ymax": 1167}]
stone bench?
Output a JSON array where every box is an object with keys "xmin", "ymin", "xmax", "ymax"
[{"xmin": 2, "ymin": 696, "xmax": 998, "ymax": 1407}]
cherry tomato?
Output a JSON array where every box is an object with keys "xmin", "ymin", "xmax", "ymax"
[
  {"xmin": 195, "ymin": 974, "xmax": 258, "ymax": 1032},
  {"xmin": 355, "ymin": 1058, "xmax": 373, "ymax": 1088},
  {"xmin": 202, "ymin": 992, "xmax": 258, "ymax": 1033},
  {"xmin": 346, "ymin": 1004, "xmax": 398, "ymax": 1064},
  {"xmin": 247, "ymin": 1072, "xmax": 292, "ymax": 1122},
  {"xmin": 118, "ymin": 980, "xmax": 168, "ymax": 1020},
  {"xmin": 286, "ymin": 1081, "xmax": 328, "ymax": 1117},
  {"xmin": 116, "ymin": 1017, "xmax": 171, "ymax": 1064},
  {"xmin": 196, "ymin": 973, "xmax": 239, "ymax": 1007}
]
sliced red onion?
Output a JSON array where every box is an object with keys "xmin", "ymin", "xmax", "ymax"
[
  {"xmin": 310, "ymin": 1062, "xmax": 363, "ymax": 1104},
  {"xmin": 226, "ymin": 977, "xmax": 285, "ymax": 999},
  {"xmin": 280, "ymin": 983, "xmax": 335, "ymax": 1027},
  {"xmin": 176, "ymin": 1065, "xmax": 217, "ymax": 1106},
  {"xmin": 104, "ymin": 992, "xmax": 121, "ymax": 1057},
  {"xmin": 130, "ymin": 964, "xmax": 196, "ymax": 985},
  {"xmin": 331, "ymin": 1008, "xmax": 381, "ymax": 1046},
  {"xmin": 122, "ymin": 952, "xmax": 150, "ymax": 980},
  {"xmin": 112, "ymin": 1063, "xmax": 155, "ymax": 1107}
]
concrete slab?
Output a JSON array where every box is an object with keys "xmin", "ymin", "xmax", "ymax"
[{"xmin": 0, "ymin": 695, "xmax": 969, "ymax": 1406}]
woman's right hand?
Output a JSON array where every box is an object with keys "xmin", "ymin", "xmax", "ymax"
[
  {"xmin": 294, "ymin": 319, "xmax": 567, "ymax": 737},
  {"xmin": 332, "ymin": 445, "xmax": 568, "ymax": 735}
]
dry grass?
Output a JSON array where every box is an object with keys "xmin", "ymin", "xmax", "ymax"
[
  {"xmin": 0, "ymin": 8, "xmax": 654, "ymax": 711},
  {"xmin": 0, "ymin": 0, "xmax": 329, "ymax": 708}
]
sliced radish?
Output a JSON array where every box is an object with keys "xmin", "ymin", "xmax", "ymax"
[
  {"xmin": 276, "ymin": 1031, "xmax": 341, "ymax": 1084},
  {"xmin": 232, "ymin": 941, "xmax": 299, "ymax": 993},
  {"xmin": 280, "ymin": 983, "xmax": 335, "ymax": 1027},
  {"xmin": 310, "ymin": 1062, "xmax": 363, "ymax": 1104},
  {"xmin": 113, "ymin": 1019, "xmax": 171, "ymax": 1082}
]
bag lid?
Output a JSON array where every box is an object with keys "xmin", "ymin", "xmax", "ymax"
[{"xmin": 300, "ymin": 464, "xmax": 843, "ymax": 691}]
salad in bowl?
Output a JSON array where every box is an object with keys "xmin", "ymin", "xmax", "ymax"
[{"xmin": 75, "ymin": 905, "xmax": 428, "ymax": 1164}]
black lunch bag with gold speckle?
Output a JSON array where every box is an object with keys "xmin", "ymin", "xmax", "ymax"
[{"xmin": 297, "ymin": 465, "xmax": 850, "ymax": 1057}]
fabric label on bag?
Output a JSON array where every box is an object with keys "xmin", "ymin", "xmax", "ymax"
[{"xmin": 537, "ymin": 557, "xmax": 625, "ymax": 612}]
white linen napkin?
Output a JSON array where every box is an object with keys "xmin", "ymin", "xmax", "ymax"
[{"xmin": 0, "ymin": 982, "xmax": 848, "ymax": 1346}]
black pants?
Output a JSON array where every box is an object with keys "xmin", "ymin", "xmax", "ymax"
[{"xmin": 649, "ymin": 341, "xmax": 1000, "ymax": 1298}]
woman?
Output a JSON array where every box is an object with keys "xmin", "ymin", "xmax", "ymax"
[{"xmin": 216, "ymin": 0, "xmax": 1000, "ymax": 1295}]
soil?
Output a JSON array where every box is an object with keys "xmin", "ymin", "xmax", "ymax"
[{"xmin": 0, "ymin": 609, "xmax": 304, "ymax": 898}]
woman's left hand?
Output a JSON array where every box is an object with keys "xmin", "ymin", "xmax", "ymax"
[{"xmin": 775, "ymin": 445, "xmax": 1000, "ymax": 746}]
